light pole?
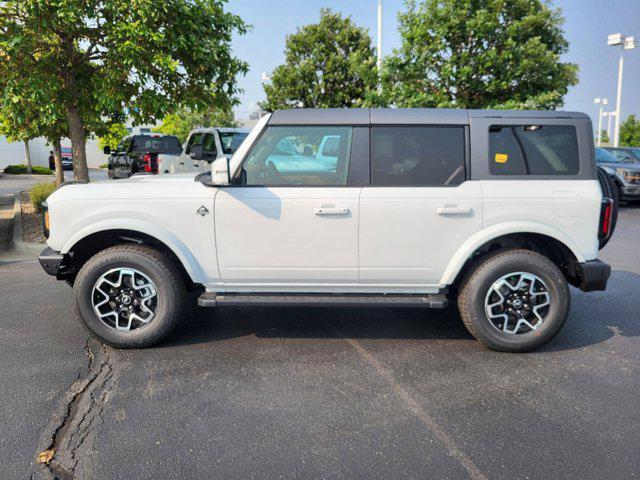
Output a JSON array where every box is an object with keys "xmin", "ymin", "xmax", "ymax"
[
  {"xmin": 607, "ymin": 33, "xmax": 636, "ymax": 147},
  {"xmin": 377, "ymin": 0, "xmax": 383, "ymax": 87},
  {"xmin": 603, "ymin": 111, "xmax": 617, "ymax": 144},
  {"xmin": 594, "ymin": 98, "xmax": 608, "ymax": 146}
]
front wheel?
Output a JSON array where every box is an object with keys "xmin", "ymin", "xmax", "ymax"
[
  {"xmin": 458, "ymin": 249, "xmax": 570, "ymax": 352},
  {"xmin": 74, "ymin": 244, "xmax": 185, "ymax": 348}
]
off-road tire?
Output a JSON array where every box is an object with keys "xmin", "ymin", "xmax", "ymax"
[
  {"xmin": 74, "ymin": 244, "xmax": 185, "ymax": 348},
  {"xmin": 458, "ymin": 249, "xmax": 570, "ymax": 352}
]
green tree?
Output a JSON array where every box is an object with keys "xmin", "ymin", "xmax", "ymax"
[
  {"xmin": 598, "ymin": 130, "xmax": 609, "ymax": 144},
  {"xmin": 261, "ymin": 9, "xmax": 379, "ymax": 111},
  {"xmin": 158, "ymin": 107, "xmax": 238, "ymax": 143},
  {"xmin": 620, "ymin": 114, "xmax": 640, "ymax": 147},
  {"xmin": 98, "ymin": 123, "xmax": 130, "ymax": 151},
  {"xmin": 381, "ymin": 0, "xmax": 578, "ymax": 109},
  {"xmin": 0, "ymin": 1, "xmax": 248, "ymax": 181}
]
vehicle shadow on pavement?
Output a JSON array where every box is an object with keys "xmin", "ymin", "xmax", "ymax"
[{"xmin": 161, "ymin": 269, "xmax": 640, "ymax": 352}]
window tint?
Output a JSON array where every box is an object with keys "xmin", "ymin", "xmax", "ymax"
[
  {"xmin": 130, "ymin": 135, "xmax": 182, "ymax": 154},
  {"xmin": 489, "ymin": 125, "xmax": 579, "ymax": 176},
  {"xmin": 242, "ymin": 126, "xmax": 353, "ymax": 186},
  {"xmin": 371, "ymin": 126, "xmax": 465, "ymax": 186}
]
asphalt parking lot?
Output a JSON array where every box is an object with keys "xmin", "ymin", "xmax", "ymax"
[{"xmin": 1, "ymin": 207, "xmax": 639, "ymax": 480}]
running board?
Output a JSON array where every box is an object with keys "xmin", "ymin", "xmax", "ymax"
[{"xmin": 197, "ymin": 292, "xmax": 449, "ymax": 309}]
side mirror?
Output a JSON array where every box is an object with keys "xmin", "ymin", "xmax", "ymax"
[
  {"xmin": 190, "ymin": 144, "xmax": 204, "ymax": 160},
  {"xmin": 103, "ymin": 146, "xmax": 111, "ymax": 155},
  {"xmin": 211, "ymin": 156, "xmax": 230, "ymax": 186}
]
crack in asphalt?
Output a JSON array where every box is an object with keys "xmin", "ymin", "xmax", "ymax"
[{"xmin": 35, "ymin": 338, "xmax": 116, "ymax": 480}]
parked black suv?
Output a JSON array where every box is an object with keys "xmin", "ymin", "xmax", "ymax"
[{"xmin": 105, "ymin": 134, "xmax": 182, "ymax": 179}]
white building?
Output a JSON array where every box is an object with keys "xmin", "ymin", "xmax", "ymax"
[{"xmin": 1, "ymin": 135, "xmax": 111, "ymax": 170}]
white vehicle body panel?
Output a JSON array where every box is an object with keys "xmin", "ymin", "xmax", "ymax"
[
  {"xmin": 214, "ymin": 187, "xmax": 359, "ymax": 284},
  {"xmin": 359, "ymin": 182, "xmax": 483, "ymax": 285},
  {"xmin": 45, "ymin": 111, "xmax": 604, "ymax": 295}
]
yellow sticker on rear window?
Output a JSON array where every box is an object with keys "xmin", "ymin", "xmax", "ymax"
[{"xmin": 494, "ymin": 153, "xmax": 509, "ymax": 164}]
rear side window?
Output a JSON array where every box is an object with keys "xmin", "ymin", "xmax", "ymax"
[
  {"xmin": 371, "ymin": 126, "xmax": 465, "ymax": 186},
  {"xmin": 489, "ymin": 125, "xmax": 579, "ymax": 176},
  {"xmin": 131, "ymin": 135, "xmax": 183, "ymax": 154}
]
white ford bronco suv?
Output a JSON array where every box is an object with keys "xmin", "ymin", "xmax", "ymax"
[{"xmin": 39, "ymin": 109, "xmax": 614, "ymax": 352}]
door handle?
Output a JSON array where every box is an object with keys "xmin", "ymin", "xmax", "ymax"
[
  {"xmin": 313, "ymin": 206, "xmax": 349, "ymax": 216},
  {"xmin": 436, "ymin": 206, "xmax": 472, "ymax": 216}
]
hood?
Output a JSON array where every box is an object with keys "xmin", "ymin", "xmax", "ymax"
[
  {"xmin": 598, "ymin": 161, "xmax": 640, "ymax": 172},
  {"xmin": 91, "ymin": 172, "xmax": 201, "ymax": 186}
]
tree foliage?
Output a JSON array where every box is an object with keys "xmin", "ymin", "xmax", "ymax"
[
  {"xmin": 97, "ymin": 123, "xmax": 130, "ymax": 151},
  {"xmin": 157, "ymin": 107, "xmax": 238, "ymax": 143},
  {"xmin": 598, "ymin": 130, "xmax": 609, "ymax": 144},
  {"xmin": 261, "ymin": 9, "xmax": 379, "ymax": 111},
  {"xmin": 0, "ymin": 1, "xmax": 248, "ymax": 180},
  {"xmin": 620, "ymin": 115, "xmax": 640, "ymax": 147},
  {"xmin": 381, "ymin": 0, "xmax": 578, "ymax": 109}
]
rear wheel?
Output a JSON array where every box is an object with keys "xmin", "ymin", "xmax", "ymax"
[
  {"xmin": 458, "ymin": 249, "xmax": 569, "ymax": 352},
  {"xmin": 74, "ymin": 244, "xmax": 185, "ymax": 348}
]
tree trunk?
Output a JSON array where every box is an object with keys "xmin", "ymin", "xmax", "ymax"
[
  {"xmin": 24, "ymin": 140, "xmax": 32, "ymax": 174},
  {"xmin": 66, "ymin": 104, "xmax": 89, "ymax": 182},
  {"xmin": 61, "ymin": 61, "xmax": 89, "ymax": 182},
  {"xmin": 53, "ymin": 139, "xmax": 64, "ymax": 186}
]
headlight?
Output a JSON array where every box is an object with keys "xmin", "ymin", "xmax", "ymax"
[
  {"xmin": 617, "ymin": 169, "xmax": 640, "ymax": 183},
  {"xmin": 42, "ymin": 200, "xmax": 50, "ymax": 238}
]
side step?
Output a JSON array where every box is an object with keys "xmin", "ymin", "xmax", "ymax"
[{"xmin": 198, "ymin": 292, "xmax": 449, "ymax": 309}]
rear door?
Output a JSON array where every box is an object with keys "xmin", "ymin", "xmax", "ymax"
[
  {"xmin": 359, "ymin": 125, "xmax": 482, "ymax": 286},
  {"xmin": 214, "ymin": 125, "xmax": 365, "ymax": 286}
]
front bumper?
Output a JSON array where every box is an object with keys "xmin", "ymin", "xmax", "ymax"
[
  {"xmin": 621, "ymin": 185, "xmax": 640, "ymax": 197},
  {"xmin": 38, "ymin": 247, "xmax": 68, "ymax": 277},
  {"xmin": 571, "ymin": 259, "xmax": 611, "ymax": 292}
]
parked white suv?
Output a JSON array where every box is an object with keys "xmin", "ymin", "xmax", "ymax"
[
  {"xmin": 158, "ymin": 127, "xmax": 249, "ymax": 174},
  {"xmin": 39, "ymin": 109, "xmax": 614, "ymax": 352}
]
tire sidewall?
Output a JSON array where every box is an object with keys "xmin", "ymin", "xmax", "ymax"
[
  {"xmin": 75, "ymin": 251, "xmax": 179, "ymax": 347},
  {"xmin": 465, "ymin": 252, "xmax": 569, "ymax": 351}
]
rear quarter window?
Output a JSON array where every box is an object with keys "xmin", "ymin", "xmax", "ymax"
[{"xmin": 489, "ymin": 125, "xmax": 579, "ymax": 176}]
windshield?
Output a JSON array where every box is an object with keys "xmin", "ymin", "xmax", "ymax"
[
  {"xmin": 219, "ymin": 132, "xmax": 248, "ymax": 155},
  {"xmin": 130, "ymin": 135, "xmax": 182, "ymax": 154},
  {"xmin": 595, "ymin": 147, "xmax": 622, "ymax": 163}
]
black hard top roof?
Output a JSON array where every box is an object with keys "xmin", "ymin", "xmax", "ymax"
[{"xmin": 269, "ymin": 108, "xmax": 589, "ymax": 126}]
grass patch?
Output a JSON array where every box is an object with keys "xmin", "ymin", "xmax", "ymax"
[
  {"xmin": 4, "ymin": 164, "xmax": 54, "ymax": 175},
  {"xmin": 29, "ymin": 182, "xmax": 57, "ymax": 212},
  {"xmin": 99, "ymin": 163, "xmax": 108, "ymax": 169}
]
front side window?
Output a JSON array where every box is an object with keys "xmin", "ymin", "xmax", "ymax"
[
  {"xmin": 371, "ymin": 126, "xmax": 465, "ymax": 186},
  {"xmin": 202, "ymin": 133, "xmax": 218, "ymax": 157},
  {"xmin": 489, "ymin": 125, "xmax": 579, "ymax": 176},
  {"xmin": 185, "ymin": 133, "xmax": 205, "ymax": 155},
  {"xmin": 241, "ymin": 126, "xmax": 353, "ymax": 186},
  {"xmin": 220, "ymin": 132, "xmax": 248, "ymax": 155}
]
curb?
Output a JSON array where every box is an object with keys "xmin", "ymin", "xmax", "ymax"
[
  {"xmin": 0, "ymin": 191, "xmax": 46, "ymax": 264},
  {"xmin": 12, "ymin": 191, "xmax": 24, "ymax": 245}
]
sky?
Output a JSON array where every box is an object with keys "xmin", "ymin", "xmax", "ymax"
[{"xmin": 227, "ymin": 0, "xmax": 640, "ymax": 129}]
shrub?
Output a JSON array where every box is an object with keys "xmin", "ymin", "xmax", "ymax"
[
  {"xmin": 4, "ymin": 164, "xmax": 54, "ymax": 175},
  {"xmin": 99, "ymin": 163, "xmax": 108, "ymax": 169},
  {"xmin": 29, "ymin": 182, "xmax": 57, "ymax": 212}
]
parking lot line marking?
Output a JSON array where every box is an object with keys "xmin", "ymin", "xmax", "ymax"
[{"xmin": 344, "ymin": 338, "xmax": 488, "ymax": 480}]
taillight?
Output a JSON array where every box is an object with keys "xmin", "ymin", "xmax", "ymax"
[
  {"xmin": 599, "ymin": 198, "xmax": 614, "ymax": 241},
  {"xmin": 143, "ymin": 153, "xmax": 152, "ymax": 173}
]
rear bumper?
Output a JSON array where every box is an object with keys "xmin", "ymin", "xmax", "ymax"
[
  {"xmin": 573, "ymin": 259, "xmax": 611, "ymax": 292},
  {"xmin": 38, "ymin": 247, "xmax": 67, "ymax": 277}
]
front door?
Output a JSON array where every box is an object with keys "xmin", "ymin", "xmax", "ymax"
[
  {"xmin": 359, "ymin": 125, "xmax": 482, "ymax": 286},
  {"xmin": 215, "ymin": 125, "xmax": 360, "ymax": 287}
]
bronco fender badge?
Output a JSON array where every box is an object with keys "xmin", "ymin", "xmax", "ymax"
[{"xmin": 196, "ymin": 206, "xmax": 210, "ymax": 217}]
